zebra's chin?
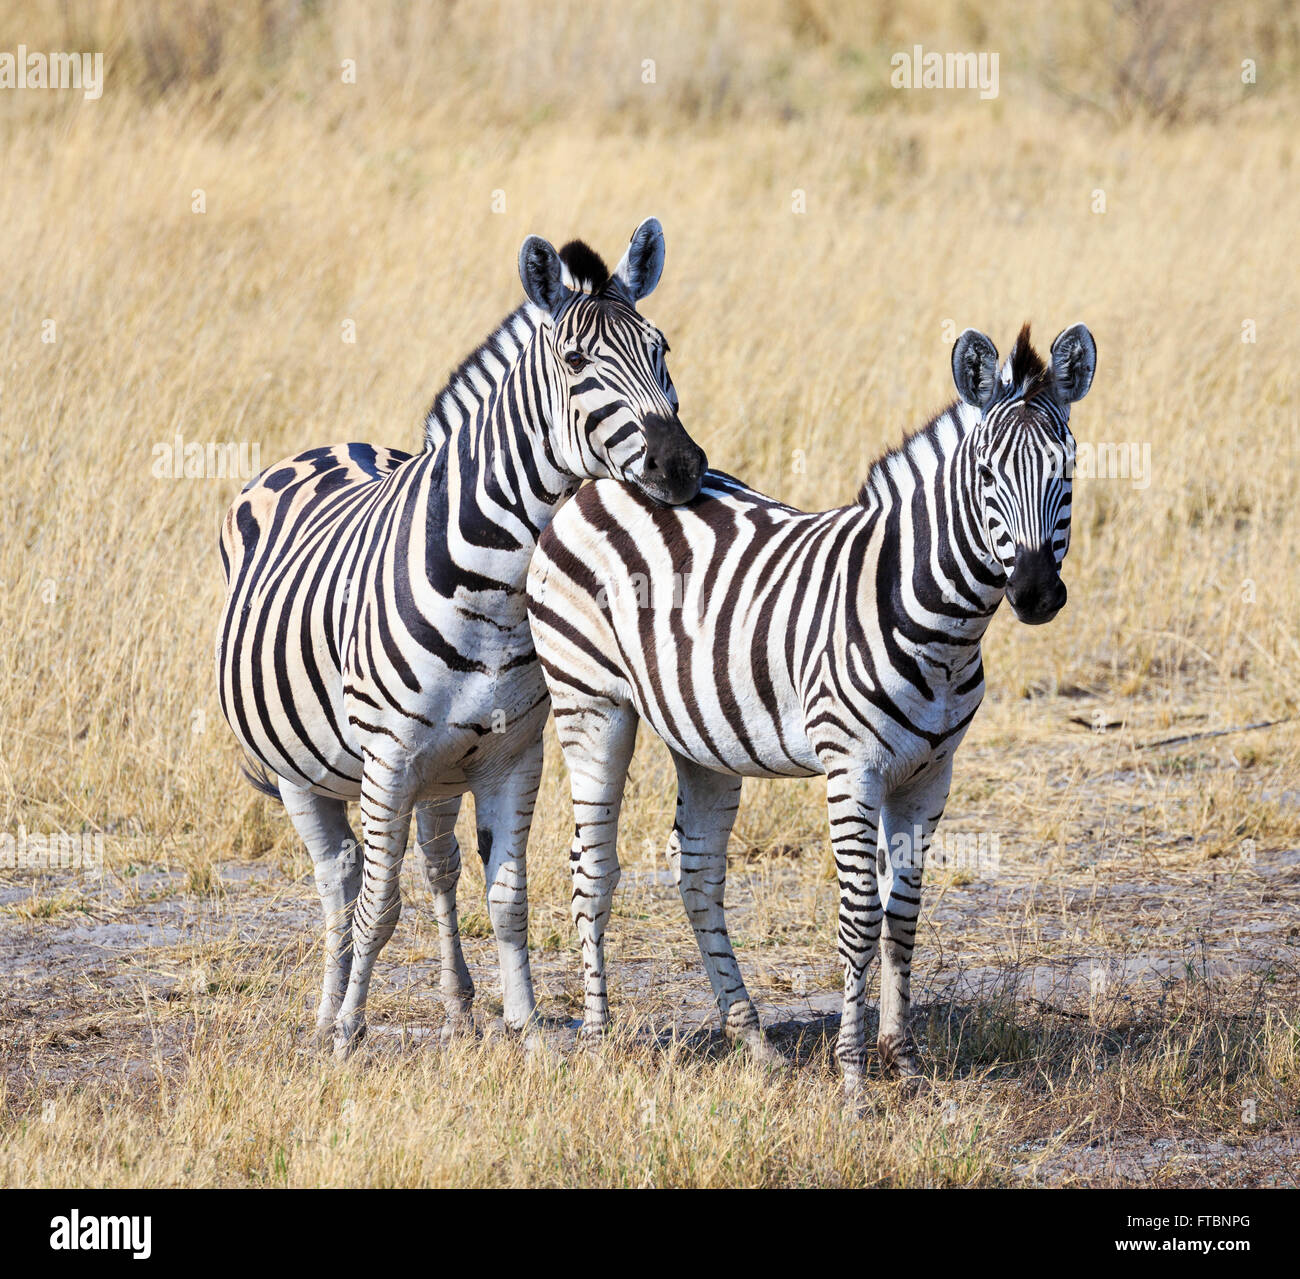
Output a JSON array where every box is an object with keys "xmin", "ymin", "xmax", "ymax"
[
  {"xmin": 1007, "ymin": 583, "xmax": 1067, "ymax": 626},
  {"xmin": 1005, "ymin": 545, "xmax": 1068, "ymax": 625},
  {"xmin": 631, "ymin": 475, "xmax": 703, "ymax": 506},
  {"xmin": 1009, "ymin": 600, "xmax": 1064, "ymax": 626},
  {"xmin": 628, "ymin": 454, "xmax": 708, "ymax": 506}
]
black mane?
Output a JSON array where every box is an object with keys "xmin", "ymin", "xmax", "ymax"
[
  {"xmin": 1006, "ymin": 323, "xmax": 1049, "ymax": 393},
  {"xmin": 558, "ymin": 240, "xmax": 611, "ymax": 293},
  {"xmin": 420, "ymin": 238, "xmax": 629, "ymax": 452},
  {"xmin": 853, "ymin": 414, "xmax": 948, "ymax": 507}
]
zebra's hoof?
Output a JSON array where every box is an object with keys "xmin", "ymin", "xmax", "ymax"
[
  {"xmin": 879, "ymin": 1045, "xmax": 927, "ymax": 1098},
  {"xmin": 840, "ymin": 1075, "xmax": 869, "ymax": 1118},
  {"xmin": 439, "ymin": 1010, "xmax": 479, "ymax": 1042},
  {"xmin": 333, "ymin": 1019, "xmax": 366, "ymax": 1060},
  {"xmin": 737, "ymin": 1030, "xmax": 792, "ymax": 1072},
  {"xmin": 439, "ymin": 1022, "xmax": 477, "ymax": 1043},
  {"xmin": 724, "ymin": 1002, "xmax": 788, "ymax": 1069},
  {"xmin": 523, "ymin": 1028, "xmax": 562, "ymax": 1063},
  {"xmin": 576, "ymin": 1022, "xmax": 614, "ymax": 1062},
  {"xmin": 877, "ymin": 1034, "xmax": 920, "ymax": 1079}
]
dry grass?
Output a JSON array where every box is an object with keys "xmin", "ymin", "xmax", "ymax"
[{"xmin": 1, "ymin": 0, "xmax": 1298, "ymax": 1187}]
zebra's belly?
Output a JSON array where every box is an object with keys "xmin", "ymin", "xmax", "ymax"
[
  {"xmin": 343, "ymin": 651, "xmax": 551, "ymax": 794},
  {"xmin": 629, "ymin": 659, "xmax": 986, "ymax": 788},
  {"xmin": 628, "ymin": 672, "xmax": 822, "ymax": 780},
  {"xmin": 217, "ymin": 588, "xmax": 366, "ymax": 799},
  {"xmin": 221, "ymin": 624, "xmax": 550, "ymax": 803}
]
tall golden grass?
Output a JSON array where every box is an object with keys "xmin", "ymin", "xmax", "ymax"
[{"xmin": 2, "ymin": 0, "xmax": 1298, "ymax": 1186}]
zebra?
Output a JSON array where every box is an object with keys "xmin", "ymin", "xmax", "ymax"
[
  {"xmin": 526, "ymin": 322, "xmax": 1096, "ymax": 1096},
  {"xmin": 216, "ymin": 219, "xmax": 706, "ymax": 1057}
]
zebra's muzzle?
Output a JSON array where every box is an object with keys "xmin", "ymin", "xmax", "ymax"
[
  {"xmin": 635, "ymin": 414, "xmax": 707, "ymax": 505},
  {"xmin": 1006, "ymin": 545, "xmax": 1068, "ymax": 625}
]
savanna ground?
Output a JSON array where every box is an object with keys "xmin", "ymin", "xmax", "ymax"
[{"xmin": 2, "ymin": 0, "xmax": 1299, "ymax": 1187}]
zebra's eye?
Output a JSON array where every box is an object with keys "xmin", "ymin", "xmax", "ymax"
[
  {"xmin": 564, "ymin": 350, "xmax": 589, "ymax": 373},
  {"xmin": 978, "ymin": 462, "xmax": 995, "ymax": 485}
]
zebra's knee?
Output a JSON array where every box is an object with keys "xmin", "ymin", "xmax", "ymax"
[
  {"xmin": 675, "ymin": 850, "xmax": 722, "ymax": 905},
  {"xmin": 313, "ymin": 858, "xmax": 346, "ymax": 904},
  {"xmin": 339, "ymin": 838, "xmax": 363, "ymax": 895},
  {"xmin": 594, "ymin": 860, "xmax": 622, "ymax": 900},
  {"xmin": 487, "ymin": 886, "xmax": 528, "ymax": 946},
  {"xmin": 362, "ymin": 905, "xmax": 401, "ymax": 951},
  {"xmin": 679, "ymin": 887, "xmax": 718, "ymax": 929},
  {"xmin": 880, "ymin": 910, "xmax": 917, "ymax": 958},
  {"xmin": 570, "ymin": 864, "xmax": 619, "ymax": 933},
  {"xmin": 354, "ymin": 872, "xmax": 402, "ymax": 940},
  {"xmin": 421, "ymin": 840, "xmax": 462, "ymax": 896}
]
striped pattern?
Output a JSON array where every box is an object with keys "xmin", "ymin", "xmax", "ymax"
[
  {"xmin": 216, "ymin": 221, "xmax": 705, "ymax": 1055},
  {"xmin": 527, "ymin": 323, "xmax": 1096, "ymax": 1095}
]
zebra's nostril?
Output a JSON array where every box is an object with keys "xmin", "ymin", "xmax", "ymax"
[{"xmin": 645, "ymin": 456, "xmax": 660, "ymax": 472}]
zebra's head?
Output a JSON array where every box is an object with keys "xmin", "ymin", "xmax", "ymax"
[
  {"xmin": 518, "ymin": 218, "xmax": 707, "ymax": 506},
  {"xmin": 952, "ymin": 322, "xmax": 1097, "ymax": 625}
]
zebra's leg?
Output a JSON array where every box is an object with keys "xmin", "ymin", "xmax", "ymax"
[
  {"xmin": 669, "ymin": 752, "xmax": 784, "ymax": 1065},
  {"xmin": 333, "ymin": 761, "xmax": 415, "ymax": 1058},
  {"xmin": 471, "ymin": 739, "xmax": 545, "ymax": 1034},
  {"xmin": 875, "ymin": 763, "xmax": 952, "ymax": 1082},
  {"xmin": 415, "ymin": 795, "xmax": 475, "ymax": 1037},
  {"xmin": 561, "ymin": 701, "xmax": 638, "ymax": 1040},
  {"xmin": 278, "ymin": 778, "xmax": 363, "ymax": 1045},
  {"xmin": 825, "ymin": 766, "xmax": 885, "ymax": 1101}
]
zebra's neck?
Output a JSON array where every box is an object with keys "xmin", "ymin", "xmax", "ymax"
[
  {"xmin": 417, "ymin": 303, "xmax": 574, "ymax": 593},
  {"xmin": 858, "ymin": 399, "xmax": 1008, "ymax": 645},
  {"xmin": 422, "ymin": 303, "xmax": 550, "ymax": 454}
]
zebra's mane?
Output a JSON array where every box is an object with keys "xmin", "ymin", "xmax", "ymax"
[
  {"xmin": 557, "ymin": 240, "xmax": 611, "ymax": 294},
  {"xmin": 421, "ymin": 241, "xmax": 617, "ymax": 452},
  {"xmin": 1001, "ymin": 324, "xmax": 1049, "ymax": 397},
  {"xmin": 854, "ymin": 325, "xmax": 1047, "ymax": 507},
  {"xmin": 421, "ymin": 304, "xmax": 538, "ymax": 451}
]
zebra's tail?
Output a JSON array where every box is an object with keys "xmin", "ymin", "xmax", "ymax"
[{"xmin": 240, "ymin": 756, "xmax": 283, "ymax": 804}]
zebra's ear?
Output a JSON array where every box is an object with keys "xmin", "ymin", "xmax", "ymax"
[
  {"xmin": 613, "ymin": 217, "xmax": 665, "ymax": 302},
  {"xmin": 951, "ymin": 329, "xmax": 1000, "ymax": 409},
  {"xmin": 1050, "ymin": 323, "xmax": 1097, "ymax": 403},
  {"xmin": 518, "ymin": 236, "xmax": 567, "ymax": 315}
]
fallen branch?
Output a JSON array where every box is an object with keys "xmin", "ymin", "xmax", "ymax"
[{"xmin": 1138, "ymin": 717, "xmax": 1295, "ymax": 751}]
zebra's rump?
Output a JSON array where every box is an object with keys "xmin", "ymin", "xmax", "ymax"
[
  {"xmin": 217, "ymin": 442, "xmax": 412, "ymax": 584},
  {"xmin": 216, "ymin": 441, "xmax": 415, "ymax": 797}
]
